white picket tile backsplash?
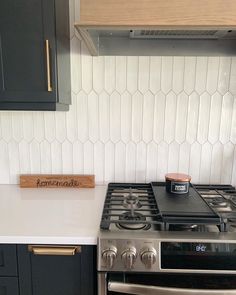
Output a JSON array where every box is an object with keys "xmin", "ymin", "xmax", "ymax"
[
  {"xmin": 40, "ymin": 141, "xmax": 51, "ymax": 174},
  {"xmin": 138, "ymin": 57, "xmax": 150, "ymax": 93},
  {"xmin": 0, "ymin": 0, "xmax": 235, "ymax": 186},
  {"xmin": 179, "ymin": 142, "xmax": 191, "ymax": 173},
  {"xmin": 153, "ymin": 92, "xmax": 166, "ymax": 143},
  {"xmin": 142, "ymin": 91, "xmax": 155, "ymax": 143},
  {"xmin": 127, "ymin": 142, "xmax": 137, "ymax": 182},
  {"xmin": 210, "ymin": 142, "xmax": 223, "ymax": 184},
  {"xmin": 232, "ymin": 100, "xmax": 236, "ymax": 143},
  {"xmin": 121, "ymin": 92, "xmax": 132, "ymax": 144},
  {"xmin": 195, "ymin": 57, "xmax": 208, "ymax": 94},
  {"xmin": 197, "ymin": 92, "xmax": 211, "ymax": 144},
  {"xmin": 206, "ymin": 57, "xmax": 219, "ymax": 95},
  {"xmin": 218, "ymin": 57, "xmax": 231, "ymax": 95},
  {"xmin": 172, "ymin": 57, "xmax": 184, "ymax": 94},
  {"xmin": 164, "ymin": 92, "xmax": 177, "ymax": 144},
  {"xmin": 175, "ymin": 92, "xmax": 188, "ymax": 144},
  {"xmin": 189, "ymin": 142, "xmax": 201, "ymax": 183},
  {"xmin": 127, "ymin": 57, "xmax": 139, "ymax": 94},
  {"xmin": 0, "ymin": 141, "xmax": 10, "ymax": 183},
  {"xmin": 220, "ymin": 93, "xmax": 234, "ymax": 144},
  {"xmin": 146, "ymin": 142, "xmax": 158, "ymax": 182},
  {"xmin": 186, "ymin": 92, "xmax": 200, "ymax": 144},
  {"xmin": 104, "ymin": 57, "xmax": 116, "ymax": 94},
  {"xmin": 30, "ymin": 140, "xmax": 41, "ymax": 174},
  {"xmin": 199, "ymin": 142, "xmax": 212, "ymax": 183},
  {"xmin": 149, "ymin": 57, "xmax": 161, "ymax": 93},
  {"xmin": 51, "ymin": 140, "xmax": 62, "ymax": 173},
  {"xmin": 230, "ymin": 58, "xmax": 236, "ymax": 95},
  {"xmin": 110, "ymin": 91, "xmax": 121, "ymax": 143},
  {"xmin": 183, "ymin": 57, "xmax": 196, "ymax": 95},
  {"xmin": 161, "ymin": 57, "xmax": 173, "ymax": 94},
  {"xmin": 116, "ymin": 57, "xmax": 127, "ymax": 93}
]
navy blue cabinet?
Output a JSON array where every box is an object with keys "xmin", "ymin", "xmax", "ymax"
[
  {"xmin": 0, "ymin": 0, "xmax": 71, "ymax": 111},
  {"xmin": 0, "ymin": 245, "xmax": 18, "ymax": 295},
  {"xmin": 0, "ymin": 245, "xmax": 17, "ymax": 276},
  {"xmin": 0, "ymin": 278, "xmax": 19, "ymax": 295},
  {"xmin": 18, "ymin": 245, "xmax": 96, "ymax": 295},
  {"xmin": 0, "ymin": 245, "xmax": 96, "ymax": 295}
]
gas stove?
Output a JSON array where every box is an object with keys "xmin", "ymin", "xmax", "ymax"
[
  {"xmin": 98, "ymin": 182, "xmax": 236, "ymax": 274},
  {"xmin": 100, "ymin": 182, "xmax": 236, "ymax": 232}
]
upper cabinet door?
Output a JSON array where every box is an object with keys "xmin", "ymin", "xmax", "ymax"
[{"xmin": 0, "ymin": 0, "xmax": 56, "ymax": 103}]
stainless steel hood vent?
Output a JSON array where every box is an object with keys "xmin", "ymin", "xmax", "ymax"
[
  {"xmin": 75, "ymin": 27, "xmax": 236, "ymax": 56},
  {"xmin": 76, "ymin": 0, "xmax": 236, "ymax": 56},
  {"xmin": 129, "ymin": 29, "xmax": 223, "ymax": 39}
]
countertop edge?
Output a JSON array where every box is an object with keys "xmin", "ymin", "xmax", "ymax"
[{"xmin": 0, "ymin": 236, "xmax": 98, "ymax": 245}]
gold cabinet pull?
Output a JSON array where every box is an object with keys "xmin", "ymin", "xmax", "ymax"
[
  {"xmin": 28, "ymin": 245, "xmax": 81, "ymax": 256},
  {"xmin": 45, "ymin": 40, "xmax": 52, "ymax": 92}
]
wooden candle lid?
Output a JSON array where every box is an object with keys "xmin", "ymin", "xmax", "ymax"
[{"xmin": 165, "ymin": 173, "xmax": 191, "ymax": 182}]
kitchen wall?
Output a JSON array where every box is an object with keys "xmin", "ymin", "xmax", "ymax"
[{"xmin": 0, "ymin": 0, "xmax": 235, "ymax": 185}]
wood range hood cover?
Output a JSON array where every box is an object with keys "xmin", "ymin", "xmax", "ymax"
[{"xmin": 75, "ymin": 0, "xmax": 236, "ymax": 56}]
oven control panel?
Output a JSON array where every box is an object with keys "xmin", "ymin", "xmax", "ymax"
[
  {"xmin": 98, "ymin": 238, "xmax": 160, "ymax": 272},
  {"xmin": 98, "ymin": 234, "xmax": 236, "ymax": 273}
]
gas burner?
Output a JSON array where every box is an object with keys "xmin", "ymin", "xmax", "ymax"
[
  {"xmin": 123, "ymin": 189, "xmax": 142, "ymax": 210},
  {"xmin": 204, "ymin": 197, "xmax": 233, "ymax": 212},
  {"xmin": 169, "ymin": 224, "xmax": 198, "ymax": 231},
  {"xmin": 116, "ymin": 212, "xmax": 151, "ymax": 230},
  {"xmin": 200, "ymin": 194, "xmax": 234, "ymax": 213},
  {"xmin": 208, "ymin": 197, "xmax": 228, "ymax": 207}
]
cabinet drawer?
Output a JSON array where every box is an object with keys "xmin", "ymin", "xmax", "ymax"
[
  {"xmin": 0, "ymin": 246, "xmax": 17, "ymax": 276},
  {"xmin": 0, "ymin": 277, "xmax": 19, "ymax": 295}
]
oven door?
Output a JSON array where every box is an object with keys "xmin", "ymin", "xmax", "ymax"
[{"xmin": 100, "ymin": 273, "xmax": 236, "ymax": 295}]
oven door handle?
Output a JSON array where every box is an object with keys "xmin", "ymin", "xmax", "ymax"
[{"xmin": 108, "ymin": 281, "xmax": 236, "ymax": 295}]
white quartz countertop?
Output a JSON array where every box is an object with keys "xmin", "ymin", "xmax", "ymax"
[{"xmin": 0, "ymin": 185, "xmax": 107, "ymax": 245}]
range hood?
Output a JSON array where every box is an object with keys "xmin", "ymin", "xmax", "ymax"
[{"xmin": 75, "ymin": 0, "xmax": 236, "ymax": 56}]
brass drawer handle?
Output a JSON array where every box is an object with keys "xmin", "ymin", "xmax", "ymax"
[
  {"xmin": 45, "ymin": 40, "xmax": 52, "ymax": 92},
  {"xmin": 28, "ymin": 245, "xmax": 81, "ymax": 256}
]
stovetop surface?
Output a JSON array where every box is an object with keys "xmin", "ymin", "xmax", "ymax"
[{"xmin": 100, "ymin": 182, "xmax": 236, "ymax": 233}]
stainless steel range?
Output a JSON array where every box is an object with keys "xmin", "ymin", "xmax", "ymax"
[{"xmin": 98, "ymin": 182, "xmax": 236, "ymax": 295}]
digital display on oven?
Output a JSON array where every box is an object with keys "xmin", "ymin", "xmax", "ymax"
[{"xmin": 161, "ymin": 242, "xmax": 236, "ymax": 270}]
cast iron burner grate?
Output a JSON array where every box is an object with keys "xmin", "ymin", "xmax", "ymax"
[
  {"xmin": 194, "ymin": 184, "xmax": 236, "ymax": 230},
  {"xmin": 100, "ymin": 182, "xmax": 236, "ymax": 232},
  {"xmin": 100, "ymin": 183, "xmax": 162, "ymax": 230}
]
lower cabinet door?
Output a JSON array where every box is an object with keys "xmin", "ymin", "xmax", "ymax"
[
  {"xmin": 0, "ymin": 245, "xmax": 17, "ymax": 276},
  {"xmin": 0, "ymin": 278, "xmax": 19, "ymax": 295},
  {"xmin": 17, "ymin": 245, "xmax": 96, "ymax": 295}
]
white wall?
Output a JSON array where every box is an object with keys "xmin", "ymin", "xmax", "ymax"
[{"xmin": 0, "ymin": 0, "xmax": 235, "ymax": 185}]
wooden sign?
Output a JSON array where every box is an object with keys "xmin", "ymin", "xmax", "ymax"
[{"xmin": 20, "ymin": 174, "xmax": 95, "ymax": 188}]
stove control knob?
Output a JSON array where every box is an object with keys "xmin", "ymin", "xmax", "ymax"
[
  {"xmin": 140, "ymin": 247, "xmax": 157, "ymax": 269},
  {"xmin": 102, "ymin": 246, "xmax": 117, "ymax": 269},
  {"xmin": 121, "ymin": 247, "xmax": 137, "ymax": 269}
]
